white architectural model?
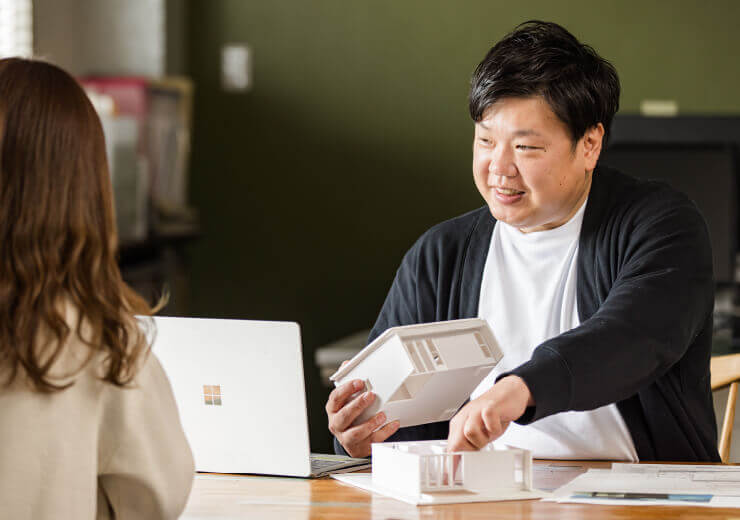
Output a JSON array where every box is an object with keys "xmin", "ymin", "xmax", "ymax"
[
  {"xmin": 374, "ymin": 440, "xmax": 532, "ymax": 493},
  {"xmin": 330, "ymin": 319, "xmax": 503, "ymax": 428},
  {"xmin": 333, "ymin": 440, "xmax": 545, "ymax": 505}
]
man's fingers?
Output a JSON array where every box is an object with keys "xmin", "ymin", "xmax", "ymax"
[
  {"xmin": 447, "ymin": 436, "xmax": 477, "ymax": 453},
  {"xmin": 463, "ymin": 416, "xmax": 491, "ymax": 449},
  {"xmin": 480, "ymin": 406, "xmax": 507, "ymax": 440},
  {"xmin": 340, "ymin": 412, "xmax": 384, "ymax": 446},
  {"xmin": 446, "ymin": 427, "xmax": 478, "ymax": 453},
  {"xmin": 337, "ymin": 414, "xmax": 397, "ymax": 459},
  {"xmin": 370, "ymin": 420, "xmax": 401, "ymax": 443},
  {"xmin": 330, "ymin": 391, "xmax": 375, "ymax": 433},
  {"xmin": 342, "ymin": 412, "xmax": 388, "ymax": 446},
  {"xmin": 325, "ymin": 379, "xmax": 365, "ymax": 414}
]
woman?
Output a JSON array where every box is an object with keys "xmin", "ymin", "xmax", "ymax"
[{"xmin": 0, "ymin": 58, "xmax": 194, "ymax": 518}]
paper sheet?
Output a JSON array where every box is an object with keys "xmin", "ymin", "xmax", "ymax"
[
  {"xmin": 549, "ymin": 466, "xmax": 740, "ymax": 508},
  {"xmin": 531, "ymin": 462, "xmax": 588, "ymax": 491},
  {"xmin": 332, "ymin": 473, "xmax": 547, "ymax": 505}
]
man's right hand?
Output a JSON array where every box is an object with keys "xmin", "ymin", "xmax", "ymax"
[{"xmin": 326, "ymin": 379, "xmax": 400, "ymax": 457}]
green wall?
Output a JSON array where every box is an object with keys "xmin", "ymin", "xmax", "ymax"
[{"xmin": 185, "ymin": 0, "xmax": 740, "ymax": 452}]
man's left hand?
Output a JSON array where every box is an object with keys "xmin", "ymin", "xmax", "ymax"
[{"xmin": 447, "ymin": 375, "xmax": 534, "ymax": 452}]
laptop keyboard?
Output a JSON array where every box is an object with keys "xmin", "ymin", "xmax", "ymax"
[{"xmin": 310, "ymin": 457, "xmax": 340, "ymax": 471}]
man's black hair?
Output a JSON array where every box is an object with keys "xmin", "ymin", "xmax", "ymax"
[{"xmin": 469, "ymin": 20, "xmax": 620, "ymax": 146}]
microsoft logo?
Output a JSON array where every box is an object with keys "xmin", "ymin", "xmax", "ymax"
[{"xmin": 203, "ymin": 385, "xmax": 223, "ymax": 406}]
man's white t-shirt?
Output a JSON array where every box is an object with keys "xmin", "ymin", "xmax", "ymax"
[{"xmin": 474, "ymin": 200, "xmax": 638, "ymax": 461}]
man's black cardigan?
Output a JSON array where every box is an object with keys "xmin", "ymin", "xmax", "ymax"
[{"xmin": 335, "ymin": 165, "xmax": 720, "ymax": 462}]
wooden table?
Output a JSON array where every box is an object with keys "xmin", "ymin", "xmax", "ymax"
[{"xmin": 183, "ymin": 461, "xmax": 740, "ymax": 519}]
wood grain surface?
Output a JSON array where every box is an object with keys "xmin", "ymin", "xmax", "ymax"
[{"xmin": 182, "ymin": 460, "xmax": 740, "ymax": 519}]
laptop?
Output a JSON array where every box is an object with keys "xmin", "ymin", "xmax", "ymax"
[{"xmin": 146, "ymin": 316, "xmax": 369, "ymax": 477}]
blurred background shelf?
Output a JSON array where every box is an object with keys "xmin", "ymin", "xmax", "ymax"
[{"xmin": 119, "ymin": 220, "xmax": 201, "ymax": 316}]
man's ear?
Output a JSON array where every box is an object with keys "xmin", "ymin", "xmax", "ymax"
[{"xmin": 582, "ymin": 123, "xmax": 605, "ymax": 171}]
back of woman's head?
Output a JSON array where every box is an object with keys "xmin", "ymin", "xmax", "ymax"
[{"xmin": 0, "ymin": 57, "xmax": 154, "ymax": 391}]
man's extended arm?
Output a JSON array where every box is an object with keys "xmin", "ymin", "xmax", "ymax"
[{"xmin": 507, "ymin": 191, "xmax": 713, "ymax": 424}]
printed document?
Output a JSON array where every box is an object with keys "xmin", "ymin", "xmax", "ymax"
[{"xmin": 550, "ymin": 464, "xmax": 740, "ymax": 508}]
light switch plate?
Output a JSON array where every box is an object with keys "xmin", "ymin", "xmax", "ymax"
[{"xmin": 222, "ymin": 44, "xmax": 252, "ymax": 92}]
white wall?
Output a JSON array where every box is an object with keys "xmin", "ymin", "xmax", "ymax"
[{"xmin": 33, "ymin": 0, "xmax": 165, "ymax": 76}]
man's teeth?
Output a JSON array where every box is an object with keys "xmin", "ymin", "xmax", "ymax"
[{"xmin": 497, "ymin": 188, "xmax": 523, "ymax": 195}]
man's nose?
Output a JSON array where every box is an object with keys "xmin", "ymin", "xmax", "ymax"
[{"xmin": 487, "ymin": 148, "xmax": 517, "ymax": 181}]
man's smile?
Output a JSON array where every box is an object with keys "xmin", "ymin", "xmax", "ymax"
[{"xmin": 494, "ymin": 187, "xmax": 525, "ymax": 195}]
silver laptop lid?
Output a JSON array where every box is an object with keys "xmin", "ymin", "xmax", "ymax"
[{"xmin": 147, "ymin": 316, "xmax": 312, "ymax": 476}]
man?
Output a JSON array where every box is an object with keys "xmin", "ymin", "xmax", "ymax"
[{"xmin": 327, "ymin": 21, "xmax": 719, "ymax": 462}]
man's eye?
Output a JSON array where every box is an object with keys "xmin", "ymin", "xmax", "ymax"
[
  {"xmin": 478, "ymin": 138, "xmax": 492, "ymax": 145},
  {"xmin": 516, "ymin": 145, "xmax": 541, "ymax": 151}
]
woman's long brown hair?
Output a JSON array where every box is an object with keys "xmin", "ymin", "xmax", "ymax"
[{"xmin": 0, "ymin": 57, "xmax": 157, "ymax": 391}]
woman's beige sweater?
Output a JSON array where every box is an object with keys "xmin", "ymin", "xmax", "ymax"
[{"xmin": 0, "ymin": 331, "xmax": 194, "ymax": 519}]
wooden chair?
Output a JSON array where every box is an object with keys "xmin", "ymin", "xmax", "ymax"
[{"xmin": 710, "ymin": 353, "xmax": 740, "ymax": 462}]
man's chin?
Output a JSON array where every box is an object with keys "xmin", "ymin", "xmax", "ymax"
[{"xmin": 487, "ymin": 206, "xmax": 529, "ymax": 228}]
